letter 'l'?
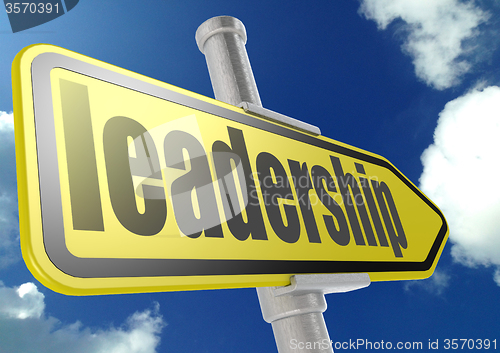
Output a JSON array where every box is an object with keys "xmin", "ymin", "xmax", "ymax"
[{"xmin": 59, "ymin": 79, "xmax": 104, "ymax": 231}]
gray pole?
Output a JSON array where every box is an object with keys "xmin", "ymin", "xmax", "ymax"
[
  {"xmin": 195, "ymin": 16, "xmax": 370, "ymax": 353},
  {"xmin": 195, "ymin": 16, "xmax": 261, "ymax": 106},
  {"xmin": 195, "ymin": 15, "xmax": 321, "ymax": 135}
]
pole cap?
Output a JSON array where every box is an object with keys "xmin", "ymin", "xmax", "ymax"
[{"xmin": 195, "ymin": 16, "xmax": 247, "ymax": 54}]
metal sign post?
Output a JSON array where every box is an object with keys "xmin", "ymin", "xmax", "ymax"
[{"xmin": 196, "ymin": 16, "xmax": 371, "ymax": 353}]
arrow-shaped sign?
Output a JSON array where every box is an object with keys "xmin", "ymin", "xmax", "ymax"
[{"xmin": 12, "ymin": 44, "xmax": 448, "ymax": 295}]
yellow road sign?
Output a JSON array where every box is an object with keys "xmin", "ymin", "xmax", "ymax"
[{"xmin": 13, "ymin": 44, "xmax": 448, "ymax": 295}]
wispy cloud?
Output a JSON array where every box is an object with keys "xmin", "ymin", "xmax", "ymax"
[
  {"xmin": 419, "ymin": 86, "xmax": 500, "ymax": 285},
  {"xmin": 404, "ymin": 270, "xmax": 450, "ymax": 295},
  {"xmin": 359, "ymin": 0, "xmax": 489, "ymax": 90},
  {"xmin": 0, "ymin": 282, "xmax": 165, "ymax": 353},
  {"xmin": 0, "ymin": 111, "xmax": 19, "ymax": 269}
]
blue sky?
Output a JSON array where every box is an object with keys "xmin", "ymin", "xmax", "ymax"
[{"xmin": 1, "ymin": 1, "xmax": 500, "ymax": 352}]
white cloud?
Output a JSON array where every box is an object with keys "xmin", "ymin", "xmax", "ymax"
[
  {"xmin": 0, "ymin": 111, "xmax": 20, "ymax": 269},
  {"xmin": 420, "ymin": 86, "xmax": 500, "ymax": 285},
  {"xmin": 0, "ymin": 111, "xmax": 14, "ymax": 132},
  {"xmin": 494, "ymin": 268, "xmax": 500, "ymax": 286},
  {"xmin": 0, "ymin": 282, "xmax": 45, "ymax": 319},
  {"xmin": 0, "ymin": 282, "xmax": 165, "ymax": 353},
  {"xmin": 404, "ymin": 270, "xmax": 450, "ymax": 295},
  {"xmin": 359, "ymin": 0, "xmax": 489, "ymax": 90}
]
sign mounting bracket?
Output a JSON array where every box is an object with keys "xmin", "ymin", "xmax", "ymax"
[
  {"xmin": 258, "ymin": 273, "xmax": 370, "ymax": 353},
  {"xmin": 238, "ymin": 101, "xmax": 322, "ymax": 135},
  {"xmin": 273, "ymin": 273, "xmax": 371, "ymax": 297}
]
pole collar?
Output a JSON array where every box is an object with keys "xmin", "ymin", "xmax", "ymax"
[{"xmin": 195, "ymin": 16, "xmax": 247, "ymax": 54}]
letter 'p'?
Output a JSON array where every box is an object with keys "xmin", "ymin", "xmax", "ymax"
[{"xmin": 372, "ymin": 180, "xmax": 407, "ymax": 257}]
